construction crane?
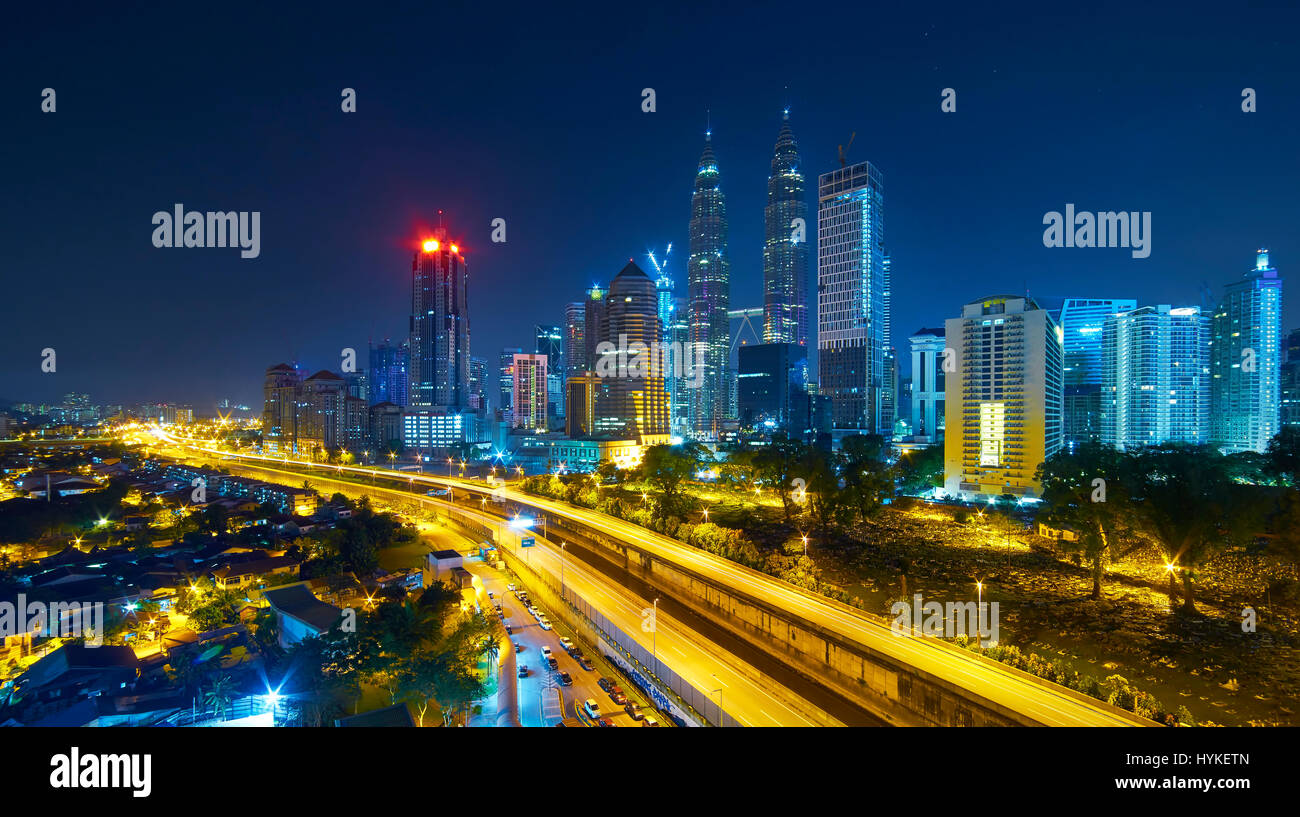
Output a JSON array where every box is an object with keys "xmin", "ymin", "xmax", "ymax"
[
  {"xmin": 838, "ymin": 131, "xmax": 856, "ymax": 168},
  {"xmin": 647, "ymin": 243, "xmax": 672, "ymax": 280}
]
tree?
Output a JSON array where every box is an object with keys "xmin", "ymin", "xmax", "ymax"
[
  {"xmin": 1124, "ymin": 445, "xmax": 1262, "ymax": 613},
  {"xmin": 1036, "ymin": 443, "xmax": 1131, "ymax": 600},
  {"xmin": 802, "ymin": 449, "xmax": 852, "ymax": 547},
  {"xmin": 895, "ymin": 444, "xmax": 944, "ymax": 496},
  {"xmin": 203, "ymin": 674, "xmax": 236, "ymax": 721},
  {"xmin": 1266, "ymin": 427, "xmax": 1300, "ymax": 488},
  {"xmin": 752, "ymin": 435, "xmax": 807, "ymax": 525},
  {"xmin": 639, "ymin": 442, "xmax": 706, "ymax": 520}
]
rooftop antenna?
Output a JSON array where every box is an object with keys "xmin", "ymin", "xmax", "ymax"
[
  {"xmin": 706, "ymin": 109, "xmax": 711, "ymax": 140},
  {"xmin": 838, "ymin": 131, "xmax": 856, "ymax": 167}
]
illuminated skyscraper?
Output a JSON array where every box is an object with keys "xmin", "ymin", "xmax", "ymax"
[
  {"xmin": 817, "ymin": 160, "xmax": 887, "ymax": 433},
  {"xmin": 687, "ymin": 130, "xmax": 732, "ymax": 438},
  {"xmin": 368, "ymin": 338, "xmax": 409, "ymax": 407},
  {"xmin": 1101, "ymin": 305, "xmax": 1210, "ymax": 450},
  {"xmin": 944, "ymin": 296, "xmax": 1063, "ymax": 500},
  {"xmin": 410, "ymin": 228, "xmax": 470, "ymax": 410},
  {"xmin": 536, "ymin": 324, "xmax": 564, "ymax": 421},
  {"xmin": 1211, "ymin": 249, "xmax": 1283, "ymax": 453},
  {"xmin": 762, "ymin": 110, "xmax": 809, "ymax": 348},
  {"xmin": 595, "ymin": 261, "xmax": 669, "ymax": 437},
  {"xmin": 512, "ymin": 353, "xmax": 548, "ymax": 431},
  {"xmin": 1058, "ymin": 297, "xmax": 1137, "ymax": 447},
  {"xmin": 564, "ymin": 301, "xmax": 587, "ymax": 374}
]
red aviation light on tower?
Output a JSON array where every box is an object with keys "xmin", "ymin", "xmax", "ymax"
[{"xmin": 422, "ymin": 239, "xmax": 439, "ymax": 253}]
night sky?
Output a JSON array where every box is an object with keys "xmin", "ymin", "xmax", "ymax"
[{"xmin": 3, "ymin": 2, "xmax": 1297, "ymax": 411}]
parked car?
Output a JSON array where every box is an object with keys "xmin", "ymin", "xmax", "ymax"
[
  {"xmin": 609, "ymin": 690, "xmax": 628, "ymax": 706},
  {"xmin": 624, "ymin": 703, "xmax": 644, "ymax": 720},
  {"xmin": 598, "ymin": 677, "xmax": 613, "ymax": 692},
  {"xmin": 642, "ymin": 715, "xmax": 660, "ymax": 727},
  {"xmin": 506, "ymin": 583, "xmax": 516, "ymax": 592},
  {"xmin": 598, "ymin": 717, "xmax": 616, "ymax": 727},
  {"xmin": 557, "ymin": 671, "xmax": 573, "ymax": 686},
  {"xmin": 559, "ymin": 637, "xmax": 574, "ymax": 652},
  {"xmin": 547, "ymin": 657, "xmax": 558, "ymax": 670},
  {"xmin": 538, "ymin": 618, "xmax": 552, "ymax": 631},
  {"xmin": 513, "ymin": 642, "xmax": 523, "ymax": 652},
  {"xmin": 577, "ymin": 656, "xmax": 595, "ymax": 671},
  {"xmin": 540, "ymin": 646, "xmax": 552, "ymax": 661},
  {"xmin": 504, "ymin": 624, "xmax": 513, "ymax": 635},
  {"xmin": 582, "ymin": 699, "xmax": 601, "ymax": 719},
  {"xmin": 518, "ymin": 665, "xmax": 529, "ymax": 677}
]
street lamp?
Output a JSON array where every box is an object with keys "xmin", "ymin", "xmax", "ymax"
[{"xmin": 801, "ymin": 533, "xmax": 809, "ymax": 557}]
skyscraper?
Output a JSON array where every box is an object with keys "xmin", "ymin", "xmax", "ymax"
[
  {"xmin": 687, "ymin": 130, "xmax": 732, "ymax": 438},
  {"xmin": 1101, "ymin": 305, "xmax": 1210, "ymax": 450},
  {"xmin": 468, "ymin": 355, "xmax": 488, "ymax": 411},
  {"xmin": 944, "ymin": 296, "xmax": 1063, "ymax": 500},
  {"xmin": 817, "ymin": 160, "xmax": 887, "ymax": 433},
  {"xmin": 1211, "ymin": 249, "xmax": 1283, "ymax": 453},
  {"xmin": 536, "ymin": 324, "xmax": 564, "ymax": 421},
  {"xmin": 762, "ymin": 110, "xmax": 810, "ymax": 349},
  {"xmin": 1058, "ymin": 298, "xmax": 1137, "ymax": 447},
  {"xmin": 908, "ymin": 328, "xmax": 946, "ymax": 444},
  {"xmin": 595, "ymin": 261, "xmax": 670, "ymax": 438},
  {"xmin": 410, "ymin": 229, "xmax": 469, "ymax": 410},
  {"xmin": 583, "ymin": 284, "xmax": 607, "ymax": 378},
  {"xmin": 564, "ymin": 301, "xmax": 587, "ymax": 375},
  {"xmin": 498, "ymin": 347, "xmax": 522, "ymax": 424},
  {"xmin": 262, "ymin": 363, "xmax": 301, "ymax": 453},
  {"xmin": 368, "ymin": 339, "xmax": 409, "ymax": 408},
  {"xmin": 512, "ymin": 353, "xmax": 548, "ymax": 431}
]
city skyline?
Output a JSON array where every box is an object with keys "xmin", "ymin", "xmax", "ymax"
[{"xmin": 4, "ymin": 5, "xmax": 1298, "ymax": 409}]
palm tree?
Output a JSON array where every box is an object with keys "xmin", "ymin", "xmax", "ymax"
[{"xmin": 203, "ymin": 674, "xmax": 236, "ymax": 721}]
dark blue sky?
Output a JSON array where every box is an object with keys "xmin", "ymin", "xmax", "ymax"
[{"xmin": 3, "ymin": 1, "xmax": 1297, "ymax": 410}]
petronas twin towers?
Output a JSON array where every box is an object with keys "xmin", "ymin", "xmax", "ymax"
[{"xmin": 687, "ymin": 112, "xmax": 808, "ymax": 438}]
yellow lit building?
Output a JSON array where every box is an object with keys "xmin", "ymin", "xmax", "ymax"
[{"xmin": 944, "ymin": 295, "xmax": 1063, "ymax": 500}]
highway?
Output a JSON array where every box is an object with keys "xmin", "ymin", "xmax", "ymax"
[
  {"xmin": 146, "ymin": 434, "xmax": 833, "ymax": 726},
  {"xmin": 147, "ymin": 429, "xmax": 1149, "ymax": 726}
]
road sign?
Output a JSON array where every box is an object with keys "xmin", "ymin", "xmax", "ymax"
[{"xmin": 521, "ymin": 537, "xmax": 535, "ymax": 548}]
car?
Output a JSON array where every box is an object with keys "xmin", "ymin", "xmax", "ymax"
[
  {"xmin": 506, "ymin": 584, "xmax": 516, "ymax": 592},
  {"xmin": 518, "ymin": 665, "xmax": 529, "ymax": 677},
  {"xmin": 577, "ymin": 656, "xmax": 595, "ymax": 671},
  {"xmin": 547, "ymin": 657, "xmax": 558, "ymax": 670},
  {"xmin": 582, "ymin": 699, "xmax": 601, "ymax": 719},
  {"xmin": 487, "ymin": 591, "xmax": 494, "ymax": 600},
  {"xmin": 609, "ymin": 691, "xmax": 628, "ymax": 705},
  {"xmin": 598, "ymin": 718, "xmax": 616, "ymax": 727},
  {"xmin": 540, "ymin": 646, "xmax": 552, "ymax": 660},
  {"xmin": 559, "ymin": 637, "xmax": 574, "ymax": 652},
  {"xmin": 642, "ymin": 715, "xmax": 660, "ymax": 727},
  {"xmin": 513, "ymin": 642, "xmax": 523, "ymax": 652},
  {"xmin": 624, "ymin": 703, "xmax": 644, "ymax": 720},
  {"xmin": 504, "ymin": 624, "xmax": 513, "ymax": 634},
  {"xmin": 557, "ymin": 671, "xmax": 573, "ymax": 686},
  {"xmin": 598, "ymin": 677, "xmax": 613, "ymax": 692},
  {"xmin": 527, "ymin": 605, "xmax": 539, "ymax": 617},
  {"xmin": 539, "ymin": 619, "xmax": 552, "ymax": 631}
]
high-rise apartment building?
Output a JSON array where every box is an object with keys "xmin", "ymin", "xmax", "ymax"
[
  {"xmin": 1101, "ymin": 305, "xmax": 1210, "ymax": 450},
  {"xmin": 512, "ymin": 353, "xmax": 548, "ymax": 431},
  {"xmin": 262, "ymin": 363, "xmax": 301, "ymax": 453},
  {"xmin": 944, "ymin": 296, "xmax": 1063, "ymax": 500},
  {"xmin": 498, "ymin": 347, "xmax": 522, "ymax": 424},
  {"xmin": 817, "ymin": 160, "xmax": 887, "ymax": 434},
  {"xmin": 1211, "ymin": 249, "xmax": 1283, "ymax": 453}
]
